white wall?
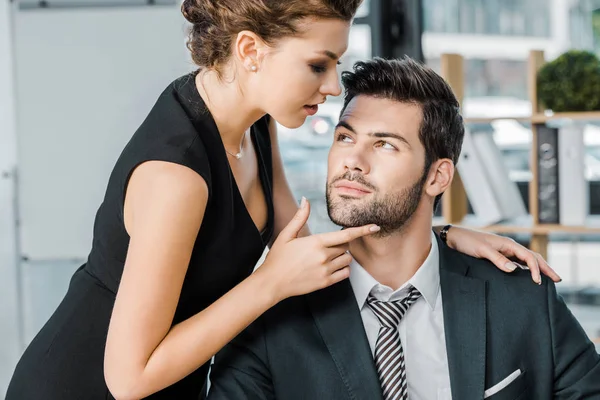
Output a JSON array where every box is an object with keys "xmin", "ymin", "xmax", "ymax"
[
  {"xmin": 0, "ymin": 0, "xmax": 22, "ymax": 396},
  {"xmin": 0, "ymin": 0, "xmax": 18, "ymax": 188},
  {"xmin": 13, "ymin": 5, "xmax": 193, "ymax": 260}
]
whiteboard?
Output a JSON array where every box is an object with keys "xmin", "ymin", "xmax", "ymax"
[{"xmin": 14, "ymin": 5, "xmax": 194, "ymax": 259}]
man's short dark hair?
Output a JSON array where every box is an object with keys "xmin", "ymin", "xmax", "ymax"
[{"xmin": 340, "ymin": 57, "xmax": 465, "ymax": 209}]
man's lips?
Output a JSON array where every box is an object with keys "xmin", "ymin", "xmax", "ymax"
[{"xmin": 333, "ymin": 180, "xmax": 373, "ymax": 195}]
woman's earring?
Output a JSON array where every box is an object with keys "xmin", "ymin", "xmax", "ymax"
[{"xmin": 246, "ymin": 57, "xmax": 258, "ymax": 72}]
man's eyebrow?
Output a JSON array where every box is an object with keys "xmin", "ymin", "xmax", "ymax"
[
  {"xmin": 335, "ymin": 120, "xmax": 411, "ymax": 148},
  {"xmin": 336, "ymin": 120, "xmax": 355, "ymax": 132},
  {"xmin": 370, "ymin": 132, "xmax": 412, "ymax": 148}
]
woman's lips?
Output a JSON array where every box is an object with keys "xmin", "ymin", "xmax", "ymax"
[{"xmin": 303, "ymin": 104, "xmax": 318, "ymax": 115}]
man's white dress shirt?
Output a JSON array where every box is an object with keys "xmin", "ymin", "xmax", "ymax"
[{"xmin": 349, "ymin": 232, "xmax": 453, "ymax": 400}]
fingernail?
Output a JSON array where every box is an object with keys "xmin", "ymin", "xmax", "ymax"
[
  {"xmin": 369, "ymin": 225, "xmax": 381, "ymax": 232},
  {"xmin": 536, "ymin": 276, "xmax": 542, "ymax": 285},
  {"xmin": 300, "ymin": 196, "xmax": 307, "ymax": 209},
  {"xmin": 505, "ymin": 262, "xmax": 516, "ymax": 272},
  {"xmin": 516, "ymin": 262, "xmax": 529, "ymax": 270}
]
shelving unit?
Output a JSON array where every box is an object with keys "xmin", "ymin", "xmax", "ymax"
[{"xmin": 440, "ymin": 50, "xmax": 600, "ymax": 259}]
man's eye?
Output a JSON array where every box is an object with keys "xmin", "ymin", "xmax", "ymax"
[
  {"xmin": 336, "ymin": 134, "xmax": 353, "ymax": 142},
  {"xmin": 377, "ymin": 141, "xmax": 396, "ymax": 150}
]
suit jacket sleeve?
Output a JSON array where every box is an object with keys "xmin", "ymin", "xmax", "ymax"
[
  {"xmin": 207, "ymin": 316, "xmax": 275, "ymax": 400},
  {"xmin": 548, "ymin": 280, "xmax": 600, "ymax": 398}
]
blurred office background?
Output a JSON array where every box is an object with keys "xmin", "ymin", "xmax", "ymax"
[{"xmin": 1, "ymin": 0, "xmax": 600, "ymax": 396}]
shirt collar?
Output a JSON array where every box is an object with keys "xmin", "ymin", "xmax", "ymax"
[{"xmin": 349, "ymin": 231, "xmax": 440, "ymax": 311}]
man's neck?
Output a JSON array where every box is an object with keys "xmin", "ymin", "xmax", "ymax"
[{"xmin": 349, "ymin": 213, "xmax": 433, "ymax": 290}]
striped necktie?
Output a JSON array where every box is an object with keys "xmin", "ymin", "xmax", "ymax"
[{"xmin": 367, "ymin": 286, "xmax": 422, "ymax": 400}]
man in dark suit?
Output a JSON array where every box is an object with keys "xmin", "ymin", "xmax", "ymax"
[{"xmin": 207, "ymin": 57, "xmax": 600, "ymax": 400}]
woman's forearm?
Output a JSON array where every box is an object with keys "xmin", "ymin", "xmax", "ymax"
[{"xmin": 113, "ymin": 271, "xmax": 276, "ymax": 399}]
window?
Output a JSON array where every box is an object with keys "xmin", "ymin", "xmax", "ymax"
[
  {"xmin": 427, "ymin": 58, "xmax": 528, "ymax": 100},
  {"xmin": 423, "ymin": 0, "xmax": 550, "ymax": 37}
]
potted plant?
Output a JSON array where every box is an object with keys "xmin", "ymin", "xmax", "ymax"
[{"xmin": 537, "ymin": 49, "xmax": 600, "ymax": 112}]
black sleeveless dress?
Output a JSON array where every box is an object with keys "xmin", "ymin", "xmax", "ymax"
[{"xmin": 6, "ymin": 73, "xmax": 275, "ymax": 399}]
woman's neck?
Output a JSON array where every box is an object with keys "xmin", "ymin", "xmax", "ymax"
[{"xmin": 195, "ymin": 69, "xmax": 265, "ymax": 149}]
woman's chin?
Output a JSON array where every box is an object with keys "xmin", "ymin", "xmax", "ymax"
[{"xmin": 270, "ymin": 112, "xmax": 307, "ymax": 130}]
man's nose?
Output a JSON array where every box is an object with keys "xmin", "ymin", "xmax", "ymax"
[{"xmin": 344, "ymin": 151, "xmax": 369, "ymax": 174}]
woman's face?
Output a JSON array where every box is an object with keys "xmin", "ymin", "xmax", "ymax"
[{"xmin": 252, "ymin": 18, "xmax": 351, "ymax": 129}]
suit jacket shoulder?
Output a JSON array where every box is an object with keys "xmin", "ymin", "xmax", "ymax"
[{"xmin": 437, "ymin": 236, "xmax": 600, "ymax": 399}]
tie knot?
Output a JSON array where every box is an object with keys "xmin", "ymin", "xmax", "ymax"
[{"xmin": 367, "ymin": 286, "xmax": 422, "ymax": 329}]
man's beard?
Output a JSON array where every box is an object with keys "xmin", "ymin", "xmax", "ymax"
[{"xmin": 326, "ymin": 170, "xmax": 428, "ymax": 236}]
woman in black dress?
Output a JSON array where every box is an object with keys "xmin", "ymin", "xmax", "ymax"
[{"xmin": 6, "ymin": 0, "xmax": 559, "ymax": 399}]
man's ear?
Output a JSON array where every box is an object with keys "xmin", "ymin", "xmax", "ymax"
[
  {"xmin": 425, "ymin": 159, "xmax": 454, "ymax": 198},
  {"xmin": 233, "ymin": 30, "xmax": 268, "ymax": 72}
]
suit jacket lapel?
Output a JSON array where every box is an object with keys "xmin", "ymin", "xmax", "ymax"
[
  {"xmin": 306, "ymin": 281, "xmax": 383, "ymax": 400},
  {"xmin": 438, "ymin": 237, "xmax": 487, "ymax": 400}
]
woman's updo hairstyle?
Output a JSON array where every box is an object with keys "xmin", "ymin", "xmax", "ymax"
[{"xmin": 181, "ymin": 0, "xmax": 363, "ymax": 74}]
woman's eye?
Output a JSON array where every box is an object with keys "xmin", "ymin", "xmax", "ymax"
[{"xmin": 310, "ymin": 64, "xmax": 327, "ymax": 74}]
